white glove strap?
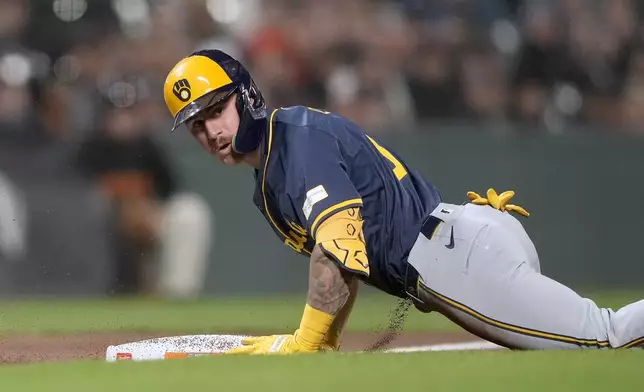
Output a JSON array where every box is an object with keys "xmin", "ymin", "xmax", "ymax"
[{"xmin": 270, "ymin": 335, "xmax": 288, "ymax": 352}]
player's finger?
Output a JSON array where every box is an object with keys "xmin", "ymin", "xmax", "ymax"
[
  {"xmin": 466, "ymin": 191, "xmax": 482, "ymax": 201},
  {"xmin": 506, "ymin": 204, "xmax": 530, "ymax": 217},
  {"xmin": 225, "ymin": 344, "xmax": 257, "ymax": 355},
  {"xmin": 471, "ymin": 198, "xmax": 489, "ymax": 205},
  {"xmin": 498, "ymin": 191, "xmax": 515, "ymax": 206},
  {"xmin": 486, "ymin": 188, "xmax": 501, "ymax": 210},
  {"xmin": 241, "ymin": 336, "xmax": 266, "ymax": 345}
]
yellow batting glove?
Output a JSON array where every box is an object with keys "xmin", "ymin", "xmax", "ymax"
[
  {"xmin": 226, "ymin": 330, "xmax": 320, "ymax": 355},
  {"xmin": 467, "ymin": 188, "xmax": 530, "ymax": 217},
  {"xmin": 226, "ymin": 304, "xmax": 335, "ymax": 355}
]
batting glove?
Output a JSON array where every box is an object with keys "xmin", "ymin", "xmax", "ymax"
[
  {"xmin": 226, "ymin": 330, "xmax": 322, "ymax": 355},
  {"xmin": 467, "ymin": 188, "xmax": 530, "ymax": 217}
]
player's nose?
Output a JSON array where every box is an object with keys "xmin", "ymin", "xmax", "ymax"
[{"xmin": 204, "ymin": 118, "xmax": 221, "ymax": 140}]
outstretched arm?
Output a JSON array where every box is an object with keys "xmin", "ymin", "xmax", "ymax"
[
  {"xmin": 226, "ymin": 246, "xmax": 358, "ymax": 355},
  {"xmin": 227, "ymin": 208, "xmax": 366, "ymax": 355},
  {"xmin": 307, "ymin": 245, "xmax": 353, "ymax": 316},
  {"xmin": 321, "ymin": 275, "xmax": 359, "ymax": 350},
  {"xmin": 308, "ymin": 245, "xmax": 359, "ymax": 351}
]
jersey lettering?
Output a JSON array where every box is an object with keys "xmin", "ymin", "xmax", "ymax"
[
  {"xmin": 367, "ymin": 135, "xmax": 408, "ymax": 181},
  {"xmin": 284, "ymin": 220, "xmax": 308, "ymax": 253}
]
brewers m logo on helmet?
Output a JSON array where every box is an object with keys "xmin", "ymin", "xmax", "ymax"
[{"xmin": 172, "ymin": 78, "xmax": 191, "ymax": 102}]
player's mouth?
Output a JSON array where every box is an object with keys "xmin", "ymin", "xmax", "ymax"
[{"xmin": 215, "ymin": 142, "xmax": 232, "ymax": 162}]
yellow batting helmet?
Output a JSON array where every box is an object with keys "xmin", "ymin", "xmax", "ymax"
[{"xmin": 163, "ymin": 49, "xmax": 266, "ymax": 153}]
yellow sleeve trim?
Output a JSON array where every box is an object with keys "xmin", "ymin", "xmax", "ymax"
[
  {"xmin": 316, "ymin": 207, "xmax": 369, "ymax": 277},
  {"xmin": 310, "ymin": 198, "xmax": 363, "ymax": 238}
]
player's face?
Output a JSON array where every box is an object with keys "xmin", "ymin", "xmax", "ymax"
[{"xmin": 188, "ymin": 93, "xmax": 243, "ymax": 165}]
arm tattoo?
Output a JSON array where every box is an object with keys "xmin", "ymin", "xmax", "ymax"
[{"xmin": 307, "ymin": 245, "xmax": 353, "ymax": 315}]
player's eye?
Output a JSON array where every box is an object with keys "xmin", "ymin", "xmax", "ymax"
[
  {"xmin": 188, "ymin": 119, "xmax": 205, "ymax": 135},
  {"xmin": 209, "ymin": 105, "xmax": 224, "ymax": 118}
]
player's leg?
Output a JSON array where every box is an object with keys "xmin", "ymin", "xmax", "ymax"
[
  {"xmin": 608, "ymin": 299, "xmax": 644, "ymax": 348},
  {"xmin": 408, "ymin": 203, "xmax": 644, "ymax": 349}
]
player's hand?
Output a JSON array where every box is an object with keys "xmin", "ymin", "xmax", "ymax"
[
  {"xmin": 225, "ymin": 330, "xmax": 322, "ymax": 355},
  {"xmin": 467, "ymin": 188, "xmax": 530, "ymax": 217}
]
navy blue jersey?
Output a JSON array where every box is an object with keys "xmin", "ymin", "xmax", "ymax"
[{"xmin": 252, "ymin": 106, "xmax": 442, "ymax": 297}]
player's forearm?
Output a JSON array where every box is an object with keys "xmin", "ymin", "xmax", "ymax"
[
  {"xmin": 333, "ymin": 277, "xmax": 359, "ymax": 326},
  {"xmin": 289, "ymin": 245, "xmax": 353, "ymax": 351},
  {"xmin": 324, "ymin": 277, "xmax": 358, "ymax": 349},
  {"xmin": 307, "ymin": 244, "xmax": 353, "ymax": 315}
]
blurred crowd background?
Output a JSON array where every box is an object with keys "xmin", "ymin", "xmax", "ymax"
[
  {"xmin": 0, "ymin": 0, "xmax": 643, "ymax": 299},
  {"xmin": 3, "ymin": 0, "xmax": 644, "ymax": 139}
]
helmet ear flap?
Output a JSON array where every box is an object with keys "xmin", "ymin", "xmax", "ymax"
[
  {"xmin": 235, "ymin": 89, "xmax": 244, "ymax": 114},
  {"xmin": 238, "ymin": 84, "xmax": 266, "ymax": 121},
  {"xmin": 232, "ymin": 85, "xmax": 267, "ymax": 154},
  {"xmin": 248, "ymin": 80, "xmax": 264, "ymax": 110}
]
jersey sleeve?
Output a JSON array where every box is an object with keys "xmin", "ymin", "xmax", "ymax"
[{"xmin": 288, "ymin": 130, "xmax": 362, "ymax": 239}]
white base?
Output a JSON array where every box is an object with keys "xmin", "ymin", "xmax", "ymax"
[
  {"xmin": 105, "ymin": 334, "xmax": 503, "ymax": 362},
  {"xmin": 105, "ymin": 334, "xmax": 250, "ymax": 362}
]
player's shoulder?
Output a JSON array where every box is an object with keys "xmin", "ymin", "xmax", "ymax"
[
  {"xmin": 272, "ymin": 105, "xmax": 333, "ymax": 129},
  {"xmin": 270, "ymin": 106, "xmax": 366, "ymax": 151}
]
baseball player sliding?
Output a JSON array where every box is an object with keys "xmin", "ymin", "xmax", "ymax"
[{"xmin": 162, "ymin": 49, "xmax": 644, "ymax": 353}]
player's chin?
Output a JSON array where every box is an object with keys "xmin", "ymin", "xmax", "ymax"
[
  {"xmin": 220, "ymin": 150, "xmax": 243, "ymax": 166},
  {"xmin": 213, "ymin": 144, "xmax": 234, "ymax": 165},
  {"xmin": 221, "ymin": 155, "xmax": 242, "ymax": 166}
]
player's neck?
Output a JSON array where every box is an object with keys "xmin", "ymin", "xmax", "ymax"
[{"xmin": 243, "ymin": 148, "xmax": 262, "ymax": 169}]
